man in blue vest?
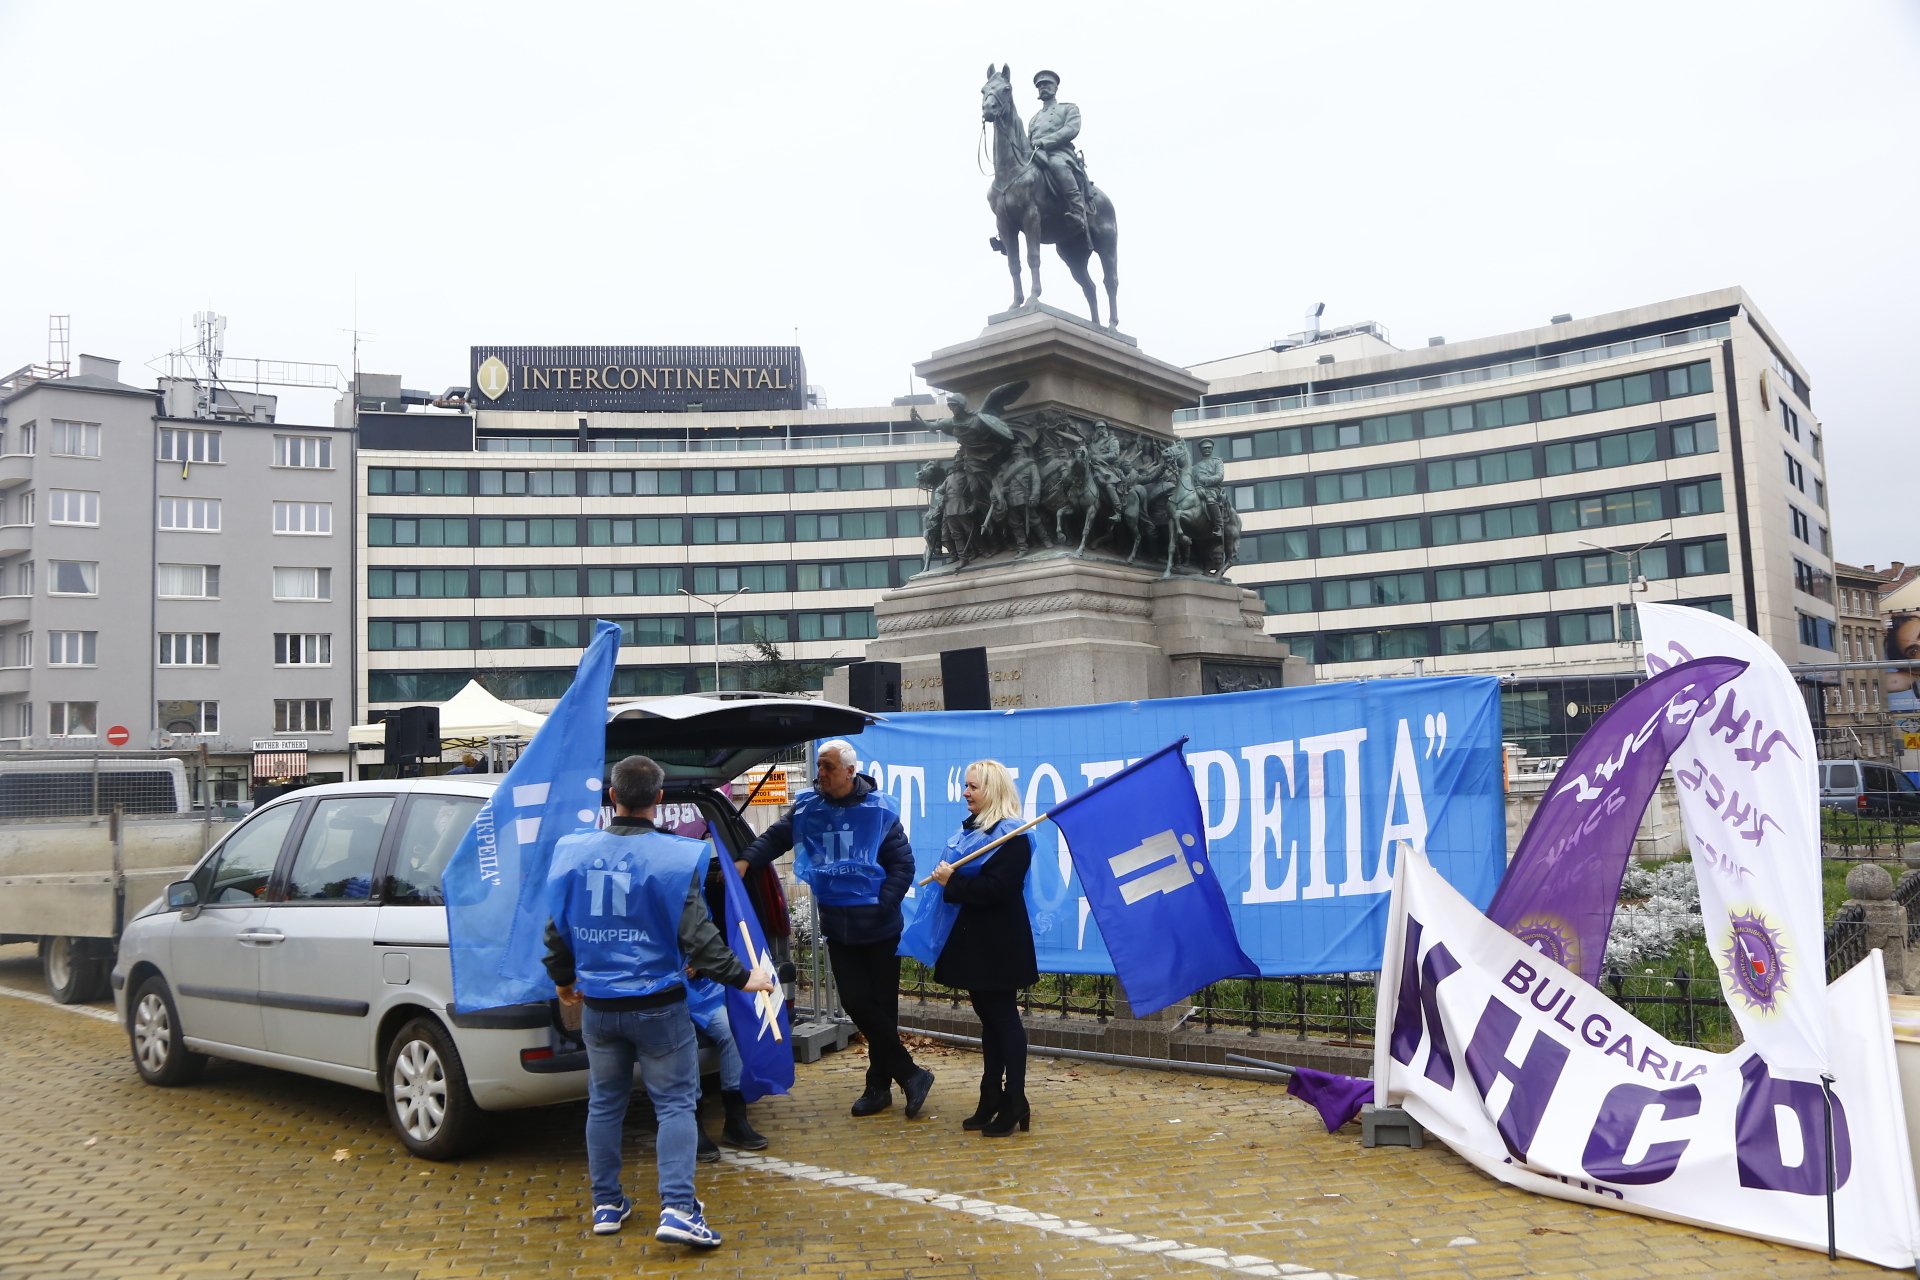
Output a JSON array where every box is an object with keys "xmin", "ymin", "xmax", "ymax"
[
  {"xmin": 545, "ymin": 754, "xmax": 775, "ymax": 1250},
  {"xmin": 738, "ymin": 738, "xmax": 932, "ymax": 1118}
]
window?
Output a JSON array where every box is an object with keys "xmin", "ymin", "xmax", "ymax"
[
  {"xmin": 583, "ymin": 469, "xmax": 681, "ymax": 496},
  {"xmin": 796, "ymin": 560, "xmax": 892, "ymax": 591},
  {"xmin": 369, "ymin": 467, "xmax": 469, "ymax": 495},
  {"xmin": 369, "ymin": 568, "xmax": 469, "ymax": 598},
  {"xmin": 158, "ymin": 496, "xmax": 219, "ymax": 532},
  {"xmin": 283, "ymin": 795, "xmax": 392, "ymax": 901},
  {"xmin": 1315, "ymin": 517, "xmax": 1421, "ymax": 559},
  {"xmin": 1558, "ymin": 610, "xmax": 1616, "ymax": 647},
  {"xmin": 274, "ymin": 435, "xmax": 333, "ymax": 468},
  {"xmin": 158, "ymin": 633, "xmax": 218, "ymax": 666},
  {"xmin": 699, "ymin": 613, "xmax": 789, "ymax": 644},
  {"xmin": 157, "ymin": 428, "xmax": 221, "ymax": 464},
  {"xmin": 1232, "ymin": 477, "xmax": 1308, "ymax": 512},
  {"xmin": 1436, "ymin": 561, "xmax": 1545, "ymax": 600},
  {"xmin": 1798, "ymin": 612, "xmax": 1835, "ymax": 650},
  {"xmin": 3, "ymin": 490, "xmax": 31, "ymax": 526},
  {"xmin": 1323, "ymin": 628, "xmax": 1430, "ymax": 661},
  {"xmin": 8, "ymin": 421, "xmax": 34, "ymax": 456},
  {"xmin": 695, "ymin": 514, "xmax": 789, "ymax": 543},
  {"xmin": 157, "ymin": 699, "xmax": 218, "ymax": 734},
  {"xmin": 50, "ymin": 420, "xmax": 100, "ymax": 458},
  {"xmin": 1544, "ymin": 429, "xmax": 1658, "ymax": 476},
  {"xmin": 1427, "ymin": 448, "xmax": 1535, "ymax": 491},
  {"xmin": 158, "ymin": 563, "xmax": 219, "ymax": 599},
  {"xmin": 1243, "ymin": 529, "xmax": 1313, "ymax": 562},
  {"xmin": 477, "ymin": 567, "xmax": 579, "ymax": 597},
  {"xmin": 275, "ymin": 633, "xmax": 331, "ymax": 665},
  {"xmin": 479, "ymin": 517, "xmax": 576, "ymax": 546},
  {"xmin": 195, "ymin": 803, "xmax": 297, "ymax": 905},
  {"xmin": 586, "ymin": 517, "xmax": 678, "ymax": 546},
  {"xmin": 385, "ymin": 795, "xmax": 486, "ymax": 905},
  {"xmin": 478, "ymin": 469, "xmax": 579, "ymax": 496},
  {"xmin": 273, "ymin": 501, "xmax": 332, "ymax": 535},
  {"xmin": 49, "ymin": 701, "xmax": 98, "ymax": 737},
  {"xmin": 612, "ymin": 617, "xmax": 687, "ymax": 646},
  {"xmin": 369, "ymin": 517, "xmax": 470, "ymax": 547},
  {"xmin": 275, "ymin": 699, "xmax": 333, "ymax": 733},
  {"xmin": 1259, "ymin": 582, "xmax": 1313, "ymax": 614},
  {"xmin": 689, "ymin": 564, "xmax": 784, "ymax": 595},
  {"xmin": 1784, "ymin": 453, "xmax": 1805, "ymax": 491},
  {"xmin": 1227, "ymin": 426, "xmax": 1305, "ymax": 460},
  {"xmin": 50, "ymin": 489, "xmax": 100, "ymax": 526},
  {"xmin": 368, "ymin": 619, "xmax": 472, "ymax": 650},
  {"xmin": 692, "ymin": 466, "xmax": 784, "ymax": 495},
  {"xmin": 479, "ymin": 618, "xmax": 582, "ymax": 648},
  {"xmin": 1547, "ymin": 487, "xmax": 1663, "ymax": 532},
  {"xmin": 8, "ymin": 631, "xmax": 30, "ymax": 667},
  {"xmin": 1670, "ymin": 419, "xmax": 1718, "ymax": 456},
  {"xmin": 797, "ymin": 610, "xmax": 878, "ymax": 641},
  {"xmin": 585, "ymin": 565, "xmax": 684, "ymax": 596},
  {"xmin": 1323, "ymin": 572, "xmax": 1425, "ymax": 610},
  {"xmin": 1313, "ymin": 464, "xmax": 1416, "ymax": 505},
  {"xmin": 48, "ymin": 631, "xmax": 96, "ymax": 665},
  {"xmin": 1781, "ymin": 404, "xmax": 1800, "ymax": 441},
  {"xmin": 1673, "ymin": 479, "xmax": 1723, "ymax": 517},
  {"xmin": 795, "ymin": 464, "xmax": 893, "ymax": 492},
  {"xmin": 48, "ymin": 560, "xmax": 96, "ymax": 595},
  {"xmin": 273, "ymin": 567, "xmax": 331, "ymax": 601},
  {"xmin": 793, "ymin": 512, "xmax": 887, "ymax": 542},
  {"xmin": 5, "ymin": 560, "xmax": 32, "ymax": 596},
  {"xmin": 1431, "ymin": 503, "xmax": 1541, "ymax": 546},
  {"xmin": 12, "ymin": 701, "xmax": 29, "ymax": 738},
  {"xmin": 1440, "ymin": 617, "xmax": 1548, "ymax": 654}
]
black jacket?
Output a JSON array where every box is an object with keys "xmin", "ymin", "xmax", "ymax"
[
  {"xmin": 740, "ymin": 773, "xmax": 914, "ymax": 946},
  {"xmin": 932, "ymin": 826, "xmax": 1038, "ymax": 993}
]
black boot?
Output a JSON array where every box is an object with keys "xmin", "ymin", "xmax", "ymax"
[
  {"xmin": 695, "ymin": 1110, "xmax": 721, "ymax": 1162},
  {"xmin": 980, "ymin": 1094, "xmax": 1030, "ymax": 1138},
  {"xmin": 720, "ymin": 1089, "xmax": 768, "ymax": 1151},
  {"xmin": 962, "ymin": 1081, "xmax": 1003, "ymax": 1132}
]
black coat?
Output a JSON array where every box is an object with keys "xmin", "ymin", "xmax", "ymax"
[
  {"xmin": 932, "ymin": 827, "xmax": 1038, "ymax": 993},
  {"xmin": 740, "ymin": 773, "xmax": 915, "ymax": 947}
]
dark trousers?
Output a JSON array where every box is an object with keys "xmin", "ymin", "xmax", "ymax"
[
  {"xmin": 969, "ymin": 988, "xmax": 1027, "ymax": 1099},
  {"xmin": 828, "ymin": 936, "xmax": 917, "ymax": 1091}
]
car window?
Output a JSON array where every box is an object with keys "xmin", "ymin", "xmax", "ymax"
[
  {"xmin": 385, "ymin": 794, "xmax": 484, "ymax": 906},
  {"xmin": 199, "ymin": 803, "xmax": 301, "ymax": 905},
  {"xmin": 1828, "ymin": 763, "xmax": 1859, "ymax": 790},
  {"xmin": 283, "ymin": 795, "xmax": 394, "ymax": 901}
]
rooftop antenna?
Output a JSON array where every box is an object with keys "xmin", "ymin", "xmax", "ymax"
[{"xmin": 46, "ymin": 315, "xmax": 70, "ymax": 377}]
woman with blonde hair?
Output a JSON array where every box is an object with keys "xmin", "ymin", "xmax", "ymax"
[{"xmin": 928, "ymin": 759, "xmax": 1037, "ymax": 1136}]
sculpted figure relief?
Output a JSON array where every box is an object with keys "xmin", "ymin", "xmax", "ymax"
[
  {"xmin": 915, "ymin": 385, "xmax": 1236, "ymax": 578},
  {"xmin": 979, "ymin": 65, "xmax": 1120, "ymax": 327}
]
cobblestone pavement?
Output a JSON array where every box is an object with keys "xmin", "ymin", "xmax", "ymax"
[{"xmin": 0, "ymin": 943, "xmax": 1890, "ymax": 1278}]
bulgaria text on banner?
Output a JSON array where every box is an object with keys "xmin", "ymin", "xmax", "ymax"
[
  {"xmin": 1488, "ymin": 655, "xmax": 1747, "ymax": 985},
  {"xmin": 716, "ymin": 847, "xmax": 793, "ymax": 1102},
  {"xmin": 445, "ymin": 619, "xmax": 620, "ymax": 1012},
  {"xmin": 846, "ymin": 676, "xmax": 1505, "ymax": 977},
  {"xmin": 1376, "ymin": 848, "xmax": 1920, "ymax": 1270},
  {"xmin": 1636, "ymin": 601, "xmax": 1829, "ymax": 1074},
  {"xmin": 1046, "ymin": 739, "xmax": 1257, "ymax": 1017}
]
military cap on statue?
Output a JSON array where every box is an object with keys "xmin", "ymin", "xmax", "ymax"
[{"xmin": 1032, "ymin": 70, "xmax": 1060, "ymax": 87}]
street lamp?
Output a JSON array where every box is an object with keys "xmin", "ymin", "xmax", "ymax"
[
  {"xmin": 680, "ymin": 586, "xmax": 750, "ymax": 692},
  {"xmin": 1577, "ymin": 530, "xmax": 1672, "ymax": 660}
]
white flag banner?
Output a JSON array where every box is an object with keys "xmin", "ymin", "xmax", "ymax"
[
  {"xmin": 1376, "ymin": 851, "xmax": 1920, "ymax": 1270},
  {"xmin": 1637, "ymin": 601, "xmax": 1829, "ymax": 1074}
]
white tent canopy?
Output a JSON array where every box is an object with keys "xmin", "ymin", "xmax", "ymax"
[{"xmin": 348, "ymin": 680, "xmax": 547, "ymax": 746}]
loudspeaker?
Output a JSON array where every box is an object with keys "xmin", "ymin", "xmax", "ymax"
[
  {"xmin": 940, "ymin": 646, "xmax": 991, "ymax": 711},
  {"xmin": 387, "ymin": 705, "xmax": 441, "ymax": 759},
  {"xmin": 846, "ymin": 661, "xmax": 902, "ymax": 713}
]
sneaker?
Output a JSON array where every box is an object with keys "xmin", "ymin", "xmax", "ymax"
[
  {"xmin": 656, "ymin": 1201, "xmax": 722, "ymax": 1249},
  {"xmin": 850, "ymin": 1085, "xmax": 892, "ymax": 1117},
  {"xmin": 591, "ymin": 1196, "xmax": 632, "ymax": 1235},
  {"xmin": 903, "ymin": 1067, "xmax": 936, "ymax": 1119}
]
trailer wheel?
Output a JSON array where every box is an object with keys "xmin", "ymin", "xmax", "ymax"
[{"xmin": 41, "ymin": 936, "xmax": 109, "ymax": 1004}]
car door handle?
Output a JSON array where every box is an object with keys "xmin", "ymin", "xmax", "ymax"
[{"xmin": 236, "ymin": 930, "xmax": 286, "ymax": 945}]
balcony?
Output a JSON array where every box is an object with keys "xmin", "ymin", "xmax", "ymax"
[
  {"xmin": 0, "ymin": 454, "xmax": 32, "ymax": 490},
  {"xmin": 0, "ymin": 667, "xmax": 29, "ymax": 696},
  {"xmin": 0, "ymin": 524, "xmax": 30, "ymax": 556},
  {"xmin": 0, "ymin": 596, "xmax": 29, "ymax": 625}
]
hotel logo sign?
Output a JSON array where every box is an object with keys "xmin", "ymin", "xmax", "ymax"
[{"xmin": 468, "ymin": 344, "xmax": 806, "ymax": 414}]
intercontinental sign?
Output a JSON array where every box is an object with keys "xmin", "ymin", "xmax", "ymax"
[{"xmin": 469, "ymin": 344, "xmax": 807, "ymax": 414}]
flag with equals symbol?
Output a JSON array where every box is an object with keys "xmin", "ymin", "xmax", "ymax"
[{"xmin": 1048, "ymin": 738, "xmax": 1257, "ymax": 1017}]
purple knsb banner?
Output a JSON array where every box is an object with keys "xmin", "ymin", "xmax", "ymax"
[
  {"xmin": 1488, "ymin": 656, "xmax": 1747, "ymax": 985},
  {"xmin": 1378, "ymin": 850, "xmax": 1920, "ymax": 1269}
]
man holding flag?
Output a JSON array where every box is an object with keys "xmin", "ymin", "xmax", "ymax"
[{"xmin": 542, "ymin": 755, "xmax": 775, "ymax": 1250}]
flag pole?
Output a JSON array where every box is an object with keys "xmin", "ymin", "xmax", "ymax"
[{"xmin": 916, "ymin": 811, "xmax": 1049, "ymax": 886}]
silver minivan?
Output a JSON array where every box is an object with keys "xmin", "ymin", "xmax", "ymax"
[{"xmin": 112, "ymin": 693, "xmax": 877, "ymax": 1159}]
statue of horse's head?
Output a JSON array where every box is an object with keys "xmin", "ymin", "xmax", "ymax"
[{"xmin": 981, "ymin": 63, "xmax": 1013, "ymax": 124}]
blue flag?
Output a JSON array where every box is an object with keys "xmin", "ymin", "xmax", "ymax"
[
  {"xmin": 1047, "ymin": 738, "xmax": 1257, "ymax": 1017},
  {"xmin": 446, "ymin": 619, "xmax": 620, "ymax": 1012},
  {"xmin": 716, "ymin": 851, "xmax": 794, "ymax": 1102}
]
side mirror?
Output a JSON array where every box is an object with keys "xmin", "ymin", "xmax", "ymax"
[{"xmin": 166, "ymin": 880, "xmax": 200, "ymax": 914}]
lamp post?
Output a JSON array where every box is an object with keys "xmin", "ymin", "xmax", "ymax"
[
  {"xmin": 1577, "ymin": 530, "xmax": 1672, "ymax": 663},
  {"xmin": 680, "ymin": 586, "xmax": 750, "ymax": 691}
]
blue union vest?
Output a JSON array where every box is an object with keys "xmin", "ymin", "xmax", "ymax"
[
  {"xmin": 548, "ymin": 827, "xmax": 703, "ymax": 1000},
  {"xmin": 789, "ymin": 787, "xmax": 900, "ymax": 908},
  {"xmin": 897, "ymin": 816, "xmax": 1023, "ymax": 966}
]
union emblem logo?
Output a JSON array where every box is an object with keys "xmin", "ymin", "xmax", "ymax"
[{"xmin": 475, "ymin": 356, "xmax": 510, "ymax": 401}]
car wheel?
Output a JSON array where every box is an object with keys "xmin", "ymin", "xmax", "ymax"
[
  {"xmin": 384, "ymin": 1016, "xmax": 481, "ymax": 1160},
  {"xmin": 129, "ymin": 974, "xmax": 207, "ymax": 1086},
  {"xmin": 42, "ymin": 936, "xmax": 109, "ymax": 1005}
]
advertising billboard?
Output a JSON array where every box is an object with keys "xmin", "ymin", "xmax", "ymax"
[{"xmin": 469, "ymin": 344, "xmax": 806, "ymax": 413}]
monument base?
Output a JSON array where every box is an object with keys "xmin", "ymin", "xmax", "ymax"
[{"xmin": 828, "ymin": 554, "xmax": 1306, "ymax": 711}]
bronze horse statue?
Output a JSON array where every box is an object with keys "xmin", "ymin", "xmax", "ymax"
[{"xmin": 979, "ymin": 65, "xmax": 1120, "ymax": 328}]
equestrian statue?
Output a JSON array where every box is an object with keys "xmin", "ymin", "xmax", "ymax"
[{"xmin": 979, "ymin": 66, "xmax": 1121, "ymax": 328}]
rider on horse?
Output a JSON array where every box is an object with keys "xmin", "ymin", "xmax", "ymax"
[{"xmin": 1029, "ymin": 70, "xmax": 1091, "ymax": 241}]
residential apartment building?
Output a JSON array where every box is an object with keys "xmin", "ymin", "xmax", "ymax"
[
  {"xmin": 354, "ymin": 289, "xmax": 1832, "ymax": 762},
  {"xmin": 1828, "ymin": 560, "xmax": 1894, "ymax": 760},
  {"xmin": 0, "ymin": 355, "xmax": 354, "ymax": 799}
]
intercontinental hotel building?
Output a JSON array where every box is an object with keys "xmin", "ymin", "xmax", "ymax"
[{"xmin": 354, "ymin": 287, "xmax": 1833, "ymax": 759}]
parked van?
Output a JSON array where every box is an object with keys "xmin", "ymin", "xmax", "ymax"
[
  {"xmin": 1818, "ymin": 759, "xmax": 1920, "ymax": 818},
  {"xmin": 0, "ymin": 756, "xmax": 189, "ymax": 818}
]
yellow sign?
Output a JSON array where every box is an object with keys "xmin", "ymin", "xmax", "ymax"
[
  {"xmin": 1904, "ymin": 732, "xmax": 1920, "ymax": 750},
  {"xmin": 743, "ymin": 768, "xmax": 790, "ymax": 806}
]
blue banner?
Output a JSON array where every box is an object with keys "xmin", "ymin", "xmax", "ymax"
[
  {"xmin": 1049, "ymin": 741, "xmax": 1257, "ymax": 1016},
  {"xmin": 716, "ymin": 851, "xmax": 795, "ymax": 1102},
  {"xmin": 446, "ymin": 619, "xmax": 621, "ymax": 1012},
  {"xmin": 845, "ymin": 676, "xmax": 1504, "ymax": 977}
]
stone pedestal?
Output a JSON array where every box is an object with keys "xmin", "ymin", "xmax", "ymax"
[{"xmin": 837, "ymin": 554, "xmax": 1305, "ymax": 710}]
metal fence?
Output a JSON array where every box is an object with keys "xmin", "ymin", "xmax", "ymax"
[{"xmin": 0, "ymin": 748, "xmax": 213, "ymax": 820}]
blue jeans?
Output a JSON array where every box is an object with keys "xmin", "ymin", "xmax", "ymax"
[
  {"xmin": 582, "ymin": 1002, "xmax": 699, "ymax": 1213},
  {"xmin": 698, "ymin": 1002, "xmax": 742, "ymax": 1092}
]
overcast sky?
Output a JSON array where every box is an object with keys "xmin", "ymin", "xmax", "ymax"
[{"xmin": 3, "ymin": 1, "xmax": 1915, "ymax": 566}]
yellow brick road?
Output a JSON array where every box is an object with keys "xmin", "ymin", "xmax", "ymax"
[{"xmin": 0, "ymin": 944, "xmax": 1886, "ymax": 1279}]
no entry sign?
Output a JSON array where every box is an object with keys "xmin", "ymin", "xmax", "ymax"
[{"xmin": 105, "ymin": 725, "xmax": 129, "ymax": 747}]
